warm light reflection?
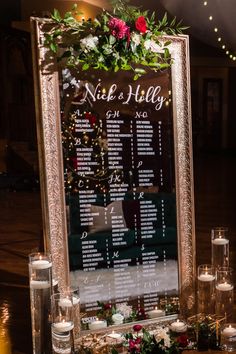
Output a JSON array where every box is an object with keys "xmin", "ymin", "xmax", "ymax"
[
  {"xmin": 0, "ymin": 302, "xmax": 11, "ymax": 354},
  {"xmin": 0, "ymin": 302, "xmax": 10, "ymax": 325}
]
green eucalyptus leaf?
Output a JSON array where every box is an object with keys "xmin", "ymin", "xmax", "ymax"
[
  {"xmin": 94, "ymin": 18, "xmax": 101, "ymax": 27},
  {"xmin": 109, "ymin": 35, "xmax": 116, "ymax": 45},
  {"xmin": 170, "ymin": 16, "xmax": 176, "ymax": 27},
  {"xmin": 82, "ymin": 63, "xmax": 90, "ymax": 70},
  {"xmin": 50, "ymin": 42, "xmax": 58, "ymax": 53},
  {"xmin": 164, "ymin": 40, "xmax": 172, "ymax": 46},
  {"xmin": 64, "ymin": 11, "xmax": 72, "ymax": 19},
  {"xmin": 52, "ymin": 9, "xmax": 62, "ymax": 22},
  {"xmin": 134, "ymin": 67, "xmax": 146, "ymax": 74}
]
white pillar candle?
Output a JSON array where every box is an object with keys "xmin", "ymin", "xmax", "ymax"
[
  {"xmin": 30, "ymin": 280, "xmax": 51, "ymax": 289},
  {"xmin": 222, "ymin": 325, "xmax": 236, "ymax": 337},
  {"xmin": 198, "ymin": 273, "xmax": 215, "ymax": 282},
  {"xmin": 107, "ymin": 331, "xmax": 122, "ymax": 339},
  {"xmin": 88, "ymin": 320, "xmax": 107, "ymax": 330},
  {"xmin": 59, "ymin": 298, "xmax": 73, "ymax": 307},
  {"xmin": 216, "ymin": 282, "xmax": 234, "ymax": 291},
  {"xmin": 31, "ymin": 259, "xmax": 52, "ymax": 269},
  {"xmin": 147, "ymin": 307, "xmax": 165, "ymax": 318},
  {"xmin": 212, "ymin": 238, "xmax": 229, "ymax": 245},
  {"xmin": 170, "ymin": 319, "xmax": 187, "ymax": 333},
  {"xmin": 52, "ymin": 321, "xmax": 74, "ymax": 333}
]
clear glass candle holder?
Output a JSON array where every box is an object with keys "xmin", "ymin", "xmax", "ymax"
[
  {"xmin": 29, "ymin": 252, "xmax": 53, "ymax": 354},
  {"xmin": 197, "ymin": 264, "xmax": 215, "ymax": 315},
  {"xmin": 169, "ymin": 319, "xmax": 187, "ymax": 334},
  {"xmin": 221, "ymin": 323, "xmax": 236, "ymax": 351},
  {"xmin": 211, "ymin": 227, "xmax": 229, "ymax": 269},
  {"xmin": 51, "ymin": 292, "xmax": 75, "ymax": 354},
  {"xmin": 216, "ymin": 267, "xmax": 234, "ymax": 321},
  {"xmin": 69, "ymin": 287, "xmax": 80, "ymax": 343}
]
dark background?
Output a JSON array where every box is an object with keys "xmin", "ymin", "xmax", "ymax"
[{"xmin": 0, "ymin": 1, "xmax": 236, "ymax": 353}]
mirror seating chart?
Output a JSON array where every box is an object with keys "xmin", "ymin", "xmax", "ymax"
[
  {"xmin": 31, "ymin": 13, "xmax": 196, "ymax": 336},
  {"xmin": 61, "ymin": 68, "xmax": 179, "ymax": 327}
]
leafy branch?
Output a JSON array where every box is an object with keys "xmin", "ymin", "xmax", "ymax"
[{"xmin": 44, "ymin": 0, "xmax": 188, "ymax": 79}]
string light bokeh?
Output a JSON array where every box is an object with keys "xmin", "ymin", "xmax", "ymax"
[{"xmin": 202, "ymin": 0, "xmax": 236, "ymax": 61}]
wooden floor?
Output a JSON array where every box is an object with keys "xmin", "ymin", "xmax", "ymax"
[{"xmin": 0, "ymin": 151, "xmax": 236, "ymax": 353}]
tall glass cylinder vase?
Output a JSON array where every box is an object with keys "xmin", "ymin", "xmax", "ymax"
[
  {"xmin": 29, "ymin": 252, "xmax": 53, "ymax": 354},
  {"xmin": 70, "ymin": 288, "xmax": 80, "ymax": 343},
  {"xmin": 197, "ymin": 264, "xmax": 215, "ymax": 315},
  {"xmin": 51, "ymin": 293, "xmax": 75, "ymax": 354},
  {"xmin": 216, "ymin": 267, "xmax": 234, "ymax": 321},
  {"xmin": 211, "ymin": 227, "xmax": 229, "ymax": 269}
]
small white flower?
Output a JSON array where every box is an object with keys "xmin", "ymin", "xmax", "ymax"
[
  {"xmin": 144, "ymin": 39, "xmax": 163, "ymax": 53},
  {"xmin": 80, "ymin": 34, "xmax": 99, "ymax": 51},
  {"xmin": 116, "ymin": 303, "xmax": 133, "ymax": 319},
  {"xmin": 154, "ymin": 327, "xmax": 171, "ymax": 348},
  {"xmin": 131, "ymin": 32, "xmax": 141, "ymax": 46}
]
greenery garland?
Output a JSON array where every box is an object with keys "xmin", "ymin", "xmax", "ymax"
[{"xmin": 45, "ymin": 0, "xmax": 188, "ymax": 80}]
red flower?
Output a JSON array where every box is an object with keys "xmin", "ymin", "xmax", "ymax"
[
  {"xmin": 137, "ymin": 307, "xmax": 146, "ymax": 319},
  {"xmin": 135, "ymin": 16, "xmax": 147, "ymax": 33},
  {"xmin": 133, "ymin": 324, "xmax": 142, "ymax": 332},
  {"xmin": 84, "ymin": 112, "xmax": 96, "ymax": 127},
  {"xmin": 177, "ymin": 334, "xmax": 189, "ymax": 348},
  {"xmin": 129, "ymin": 338, "xmax": 141, "ymax": 352},
  {"xmin": 70, "ymin": 157, "xmax": 77, "ymax": 169},
  {"xmin": 108, "ymin": 17, "xmax": 130, "ymax": 39},
  {"xmin": 104, "ymin": 303, "xmax": 112, "ymax": 310}
]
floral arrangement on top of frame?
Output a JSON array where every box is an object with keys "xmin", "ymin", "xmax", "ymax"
[{"xmin": 44, "ymin": 0, "xmax": 188, "ymax": 80}]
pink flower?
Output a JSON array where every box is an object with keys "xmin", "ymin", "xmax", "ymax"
[
  {"xmin": 135, "ymin": 16, "xmax": 147, "ymax": 33},
  {"xmin": 129, "ymin": 338, "xmax": 141, "ymax": 352},
  {"xmin": 108, "ymin": 17, "xmax": 130, "ymax": 40},
  {"xmin": 133, "ymin": 324, "xmax": 143, "ymax": 332}
]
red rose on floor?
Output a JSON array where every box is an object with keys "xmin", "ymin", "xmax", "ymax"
[
  {"xmin": 135, "ymin": 16, "xmax": 147, "ymax": 33},
  {"xmin": 108, "ymin": 17, "xmax": 130, "ymax": 39},
  {"xmin": 133, "ymin": 324, "xmax": 143, "ymax": 332},
  {"xmin": 177, "ymin": 334, "xmax": 189, "ymax": 348}
]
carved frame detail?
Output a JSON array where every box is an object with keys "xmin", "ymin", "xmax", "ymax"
[{"xmin": 30, "ymin": 17, "xmax": 196, "ymax": 319}]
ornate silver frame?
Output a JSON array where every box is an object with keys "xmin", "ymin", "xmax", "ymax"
[{"xmin": 30, "ymin": 17, "xmax": 196, "ymax": 320}]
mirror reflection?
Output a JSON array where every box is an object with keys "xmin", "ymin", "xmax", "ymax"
[{"xmin": 60, "ymin": 68, "xmax": 179, "ymax": 328}]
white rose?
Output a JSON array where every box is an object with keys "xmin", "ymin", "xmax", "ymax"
[
  {"xmin": 80, "ymin": 34, "xmax": 99, "ymax": 51},
  {"xmin": 144, "ymin": 39, "xmax": 162, "ymax": 53},
  {"xmin": 131, "ymin": 33, "xmax": 141, "ymax": 46},
  {"xmin": 112, "ymin": 313, "xmax": 124, "ymax": 325}
]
